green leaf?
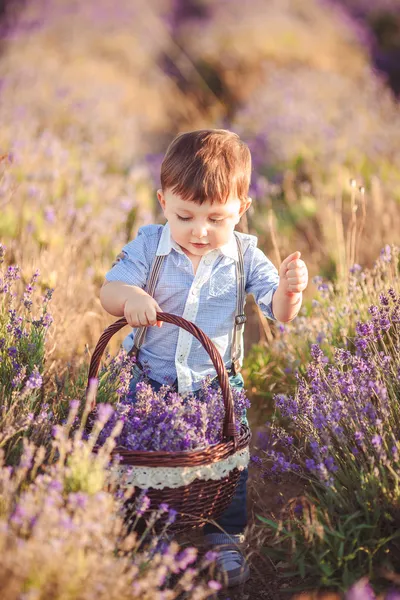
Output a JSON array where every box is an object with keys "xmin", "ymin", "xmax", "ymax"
[
  {"xmin": 256, "ymin": 515, "xmax": 280, "ymax": 528},
  {"xmin": 338, "ymin": 541, "xmax": 344, "ymax": 560},
  {"xmin": 320, "ymin": 561, "xmax": 334, "ymax": 577}
]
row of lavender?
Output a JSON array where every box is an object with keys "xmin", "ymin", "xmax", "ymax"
[
  {"xmin": 250, "ymin": 245, "xmax": 400, "ymax": 592},
  {"xmin": 0, "ymin": 242, "xmax": 227, "ymax": 598}
]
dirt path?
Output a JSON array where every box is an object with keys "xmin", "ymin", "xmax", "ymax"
[{"xmin": 176, "ymin": 431, "xmax": 305, "ymax": 599}]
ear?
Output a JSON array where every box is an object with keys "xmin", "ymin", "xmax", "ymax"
[
  {"xmin": 157, "ymin": 189, "xmax": 166, "ymax": 211},
  {"xmin": 239, "ymin": 197, "xmax": 252, "ymax": 217}
]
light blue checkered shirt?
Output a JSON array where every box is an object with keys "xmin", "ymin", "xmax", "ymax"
[{"xmin": 105, "ymin": 223, "xmax": 280, "ymax": 393}]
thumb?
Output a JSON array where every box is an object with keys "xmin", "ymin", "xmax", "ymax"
[
  {"xmin": 281, "ymin": 251, "xmax": 301, "ymax": 268},
  {"xmin": 154, "ymin": 302, "xmax": 163, "ymax": 327}
]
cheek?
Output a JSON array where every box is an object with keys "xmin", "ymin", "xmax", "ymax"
[{"xmin": 219, "ymin": 222, "xmax": 235, "ymax": 236}]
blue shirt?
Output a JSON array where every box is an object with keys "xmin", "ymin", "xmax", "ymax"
[{"xmin": 105, "ymin": 223, "xmax": 280, "ymax": 393}]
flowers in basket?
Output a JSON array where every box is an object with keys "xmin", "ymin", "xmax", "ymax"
[{"xmin": 95, "ymin": 377, "xmax": 250, "ymax": 453}]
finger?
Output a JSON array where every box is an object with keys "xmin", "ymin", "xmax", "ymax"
[
  {"xmin": 125, "ymin": 313, "xmax": 136, "ymax": 327},
  {"xmin": 288, "ymin": 283, "xmax": 306, "ymax": 293},
  {"xmin": 137, "ymin": 313, "xmax": 150, "ymax": 327},
  {"xmin": 145, "ymin": 309, "xmax": 157, "ymax": 326},
  {"xmin": 286, "ymin": 260, "xmax": 306, "ymax": 272},
  {"xmin": 287, "ymin": 274, "xmax": 306, "ymax": 284},
  {"xmin": 287, "ymin": 276, "xmax": 308, "ymax": 285},
  {"xmin": 153, "ymin": 302, "xmax": 163, "ymax": 327},
  {"xmin": 286, "ymin": 267, "xmax": 305, "ymax": 278},
  {"xmin": 286, "ymin": 264, "xmax": 307, "ymax": 275}
]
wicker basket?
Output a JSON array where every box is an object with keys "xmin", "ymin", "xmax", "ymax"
[{"xmin": 86, "ymin": 312, "xmax": 251, "ymax": 533}]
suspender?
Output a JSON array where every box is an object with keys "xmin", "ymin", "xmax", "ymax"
[
  {"xmin": 231, "ymin": 233, "xmax": 247, "ymax": 375},
  {"xmin": 127, "ymin": 230, "xmax": 246, "ymax": 375}
]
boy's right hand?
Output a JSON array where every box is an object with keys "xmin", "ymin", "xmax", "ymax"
[{"xmin": 123, "ymin": 291, "xmax": 163, "ymax": 328}]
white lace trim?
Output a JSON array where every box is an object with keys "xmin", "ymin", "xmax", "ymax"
[{"xmin": 109, "ymin": 447, "xmax": 250, "ymax": 489}]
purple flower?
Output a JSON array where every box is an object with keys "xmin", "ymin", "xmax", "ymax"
[
  {"xmin": 346, "ymin": 578, "xmax": 376, "ymax": 600},
  {"xmin": 371, "ymin": 435, "xmax": 382, "ymax": 449},
  {"xmin": 49, "ymin": 479, "xmax": 63, "ymax": 493},
  {"xmin": 166, "ymin": 508, "xmax": 177, "ymax": 525},
  {"xmin": 350, "ymin": 264, "xmax": 362, "ymax": 273},
  {"xmin": 294, "ymin": 501, "xmax": 303, "ymax": 517},
  {"xmin": 176, "ymin": 547, "xmax": 197, "ymax": 569},
  {"xmin": 204, "ymin": 550, "xmax": 218, "ymax": 562},
  {"xmin": 380, "ymin": 245, "xmax": 392, "ymax": 263},
  {"xmin": 25, "ymin": 367, "xmax": 42, "ymax": 390},
  {"xmin": 96, "ymin": 403, "xmax": 114, "ymax": 425},
  {"xmin": 208, "ymin": 581, "xmax": 222, "ymax": 591},
  {"xmin": 305, "ymin": 459, "xmax": 316, "ymax": 471},
  {"xmin": 324, "ymin": 456, "xmax": 337, "ymax": 473},
  {"xmin": 136, "ymin": 491, "xmax": 151, "ymax": 516},
  {"xmin": 96, "ymin": 379, "xmax": 249, "ymax": 453},
  {"xmin": 44, "ymin": 206, "xmax": 56, "ymax": 224},
  {"xmin": 69, "ymin": 492, "xmax": 88, "ymax": 509}
]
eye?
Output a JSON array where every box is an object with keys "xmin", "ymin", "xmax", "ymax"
[
  {"xmin": 209, "ymin": 218, "xmax": 224, "ymax": 224},
  {"xmin": 177, "ymin": 215, "xmax": 192, "ymax": 221}
]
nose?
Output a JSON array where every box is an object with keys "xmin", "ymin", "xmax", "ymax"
[{"xmin": 191, "ymin": 223, "xmax": 208, "ymax": 239}]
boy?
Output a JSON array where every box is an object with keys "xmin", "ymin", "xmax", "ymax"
[{"xmin": 100, "ymin": 129, "xmax": 308, "ymax": 587}]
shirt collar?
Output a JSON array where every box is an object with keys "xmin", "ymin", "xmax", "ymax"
[
  {"xmin": 156, "ymin": 222, "xmax": 182, "ymax": 256},
  {"xmin": 156, "ymin": 222, "xmax": 239, "ymax": 261}
]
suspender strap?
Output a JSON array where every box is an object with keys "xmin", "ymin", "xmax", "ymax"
[
  {"xmin": 128, "ymin": 249, "xmax": 165, "ymax": 359},
  {"xmin": 128, "ymin": 231, "xmax": 247, "ymax": 374},
  {"xmin": 230, "ymin": 232, "xmax": 246, "ymax": 375}
]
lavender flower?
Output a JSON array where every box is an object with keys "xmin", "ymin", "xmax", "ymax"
[
  {"xmin": 96, "ymin": 379, "xmax": 250, "ymax": 453},
  {"xmin": 135, "ymin": 492, "xmax": 151, "ymax": 516},
  {"xmin": 208, "ymin": 580, "xmax": 222, "ymax": 591},
  {"xmin": 346, "ymin": 578, "xmax": 376, "ymax": 600},
  {"xmin": 166, "ymin": 508, "xmax": 177, "ymax": 525},
  {"xmin": 25, "ymin": 367, "xmax": 42, "ymax": 390}
]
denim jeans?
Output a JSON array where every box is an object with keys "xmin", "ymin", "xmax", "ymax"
[{"xmin": 127, "ymin": 364, "xmax": 249, "ymax": 535}]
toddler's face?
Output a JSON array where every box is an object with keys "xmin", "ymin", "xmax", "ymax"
[{"xmin": 157, "ymin": 189, "xmax": 251, "ymax": 259}]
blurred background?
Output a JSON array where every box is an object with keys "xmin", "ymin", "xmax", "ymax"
[{"xmin": 0, "ymin": 0, "xmax": 400, "ymax": 365}]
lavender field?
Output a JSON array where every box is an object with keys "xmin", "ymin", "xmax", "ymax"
[{"xmin": 1, "ymin": 0, "xmax": 400, "ymax": 598}]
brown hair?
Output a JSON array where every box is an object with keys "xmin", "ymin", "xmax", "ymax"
[{"xmin": 160, "ymin": 129, "xmax": 251, "ymax": 204}]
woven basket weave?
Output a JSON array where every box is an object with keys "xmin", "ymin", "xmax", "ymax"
[{"xmin": 86, "ymin": 312, "xmax": 251, "ymax": 533}]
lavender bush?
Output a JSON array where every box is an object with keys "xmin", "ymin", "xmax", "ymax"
[
  {"xmin": 95, "ymin": 377, "xmax": 250, "ymax": 453},
  {"xmin": 0, "ymin": 243, "xmax": 53, "ymax": 397},
  {"xmin": 244, "ymin": 244, "xmax": 400, "ymax": 410},
  {"xmin": 0, "ymin": 398, "xmax": 221, "ymax": 599},
  {"xmin": 254, "ymin": 285, "xmax": 400, "ymax": 589},
  {"xmin": 0, "ymin": 243, "xmax": 57, "ymax": 460}
]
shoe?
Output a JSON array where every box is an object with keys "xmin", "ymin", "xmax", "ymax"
[{"xmin": 205, "ymin": 533, "xmax": 250, "ymax": 588}]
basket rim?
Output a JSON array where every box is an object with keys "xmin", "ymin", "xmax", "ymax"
[{"xmin": 92, "ymin": 423, "xmax": 251, "ymax": 467}]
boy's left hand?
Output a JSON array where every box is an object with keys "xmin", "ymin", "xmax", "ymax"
[{"xmin": 279, "ymin": 251, "xmax": 308, "ymax": 296}]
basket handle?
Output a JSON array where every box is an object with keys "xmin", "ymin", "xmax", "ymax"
[{"xmin": 86, "ymin": 313, "xmax": 238, "ymax": 441}]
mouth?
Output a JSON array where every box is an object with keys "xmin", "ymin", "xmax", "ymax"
[{"xmin": 191, "ymin": 242, "xmax": 209, "ymax": 248}]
